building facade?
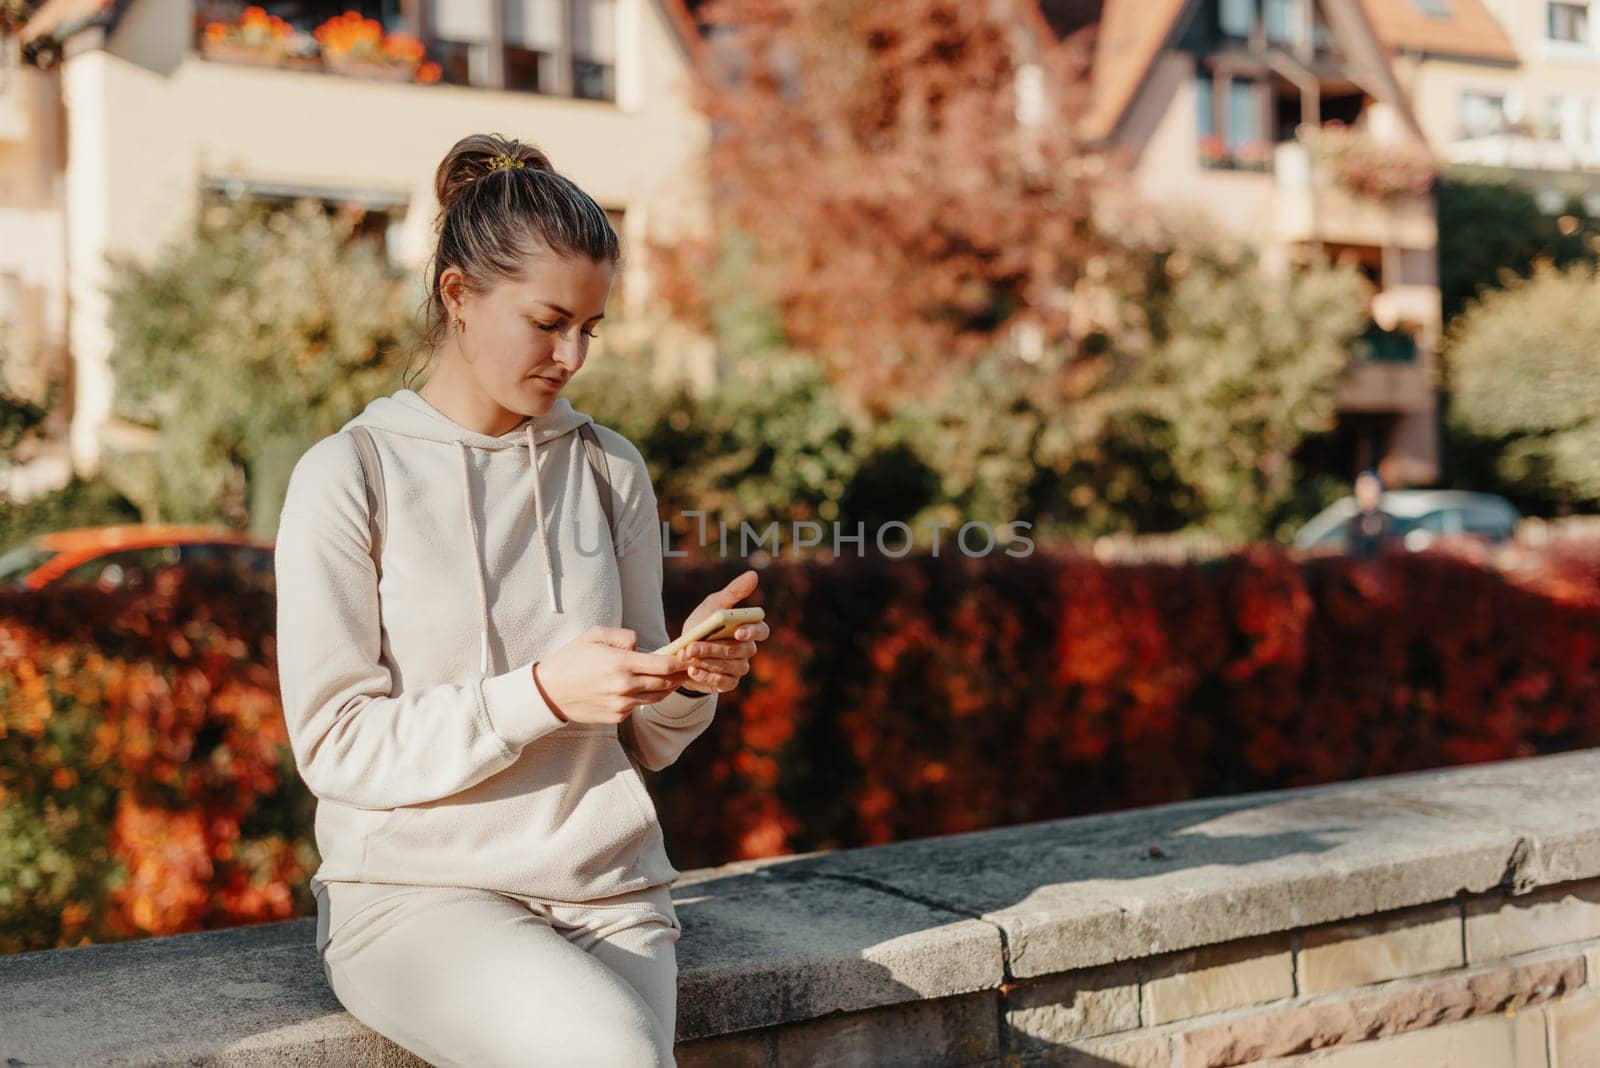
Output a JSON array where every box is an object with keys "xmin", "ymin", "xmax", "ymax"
[
  {"xmin": 1042, "ymin": 0, "xmax": 1447, "ymax": 486},
  {"xmin": 1372, "ymin": 0, "xmax": 1600, "ymax": 212},
  {"xmin": 1, "ymin": 0, "xmax": 712, "ymax": 499}
]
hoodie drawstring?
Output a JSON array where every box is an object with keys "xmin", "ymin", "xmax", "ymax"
[
  {"xmin": 458, "ymin": 443, "xmax": 495, "ymax": 676},
  {"xmin": 527, "ymin": 424, "xmax": 561, "ymax": 616}
]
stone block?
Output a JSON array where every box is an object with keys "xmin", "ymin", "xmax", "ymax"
[
  {"xmin": 1058, "ymin": 1030, "xmax": 1172, "ymax": 1067},
  {"xmin": 771, "ymin": 991, "xmax": 998, "ymax": 1067},
  {"xmin": 1141, "ymin": 934, "xmax": 1294, "ymax": 1026},
  {"xmin": 1004, "ymin": 960, "xmax": 1140, "ymax": 1049},
  {"xmin": 676, "ymin": 1029, "xmax": 773, "ymax": 1068},
  {"xmin": 1549, "ymin": 991, "xmax": 1600, "ymax": 1067},
  {"xmin": 1298, "ymin": 902, "xmax": 1464, "ymax": 995},
  {"xmin": 1253, "ymin": 1009, "xmax": 1546, "ymax": 1068},
  {"xmin": 1180, "ymin": 952, "xmax": 1580, "ymax": 1066},
  {"xmin": 1465, "ymin": 879, "xmax": 1600, "ymax": 964}
]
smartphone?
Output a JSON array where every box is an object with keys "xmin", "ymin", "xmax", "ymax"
[{"xmin": 654, "ymin": 607, "xmax": 765, "ymax": 657}]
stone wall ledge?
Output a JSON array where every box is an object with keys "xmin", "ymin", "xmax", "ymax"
[{"xmin": 5, "ymin": 748, "xmax": 1600, "ymax": 1066}]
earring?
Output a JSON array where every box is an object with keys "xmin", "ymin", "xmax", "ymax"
[{"xmin": 452, "ymin": 317, "xmax": 464, "ymax": 332}]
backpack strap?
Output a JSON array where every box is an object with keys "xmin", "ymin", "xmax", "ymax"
[
  {"xmin": 577, "ymin": 422, "xmax": 618, "ymax": 551},
  {"xmin": 579, "ymin": 421, "xmax": 652, "ymax": 773},
  {"xmin": 348, "ymin": 425, "xmax": 387, "ymax": 579}
]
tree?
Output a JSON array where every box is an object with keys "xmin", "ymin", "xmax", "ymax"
[
  {"xmin": 1437, "ymin": 173, "xmax": 1599, "ymax": 324},
  {"xmin": 1446, "ymin": 260, "xmax": 1600, "ymax": 507},
  {"xmin": 663, "ymin": 0, "xmax": 1105, "ymax": 415},
  {"xmin": 0, "ymin": 360, "xmax": 48, "ymax": 462},
  {"xmin": 105, "ymin": 196, "xmax": 414, "ymax": 539},
  {"xmin": 1120, "ymin": 239, "xmax": 1369, "ymax": 540}
]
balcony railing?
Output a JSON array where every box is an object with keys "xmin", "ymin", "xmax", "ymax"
[
  {"xmin": 192, "ymin": 4, "xmax": 615, "ymax": 101},
  {"xmin": 1274, "ymin": 139, "xmax": 1438, "ymax": 249},
  {"xmin": 1352, "ymin": 321, "xmax": 1417, "ymax": 364}
]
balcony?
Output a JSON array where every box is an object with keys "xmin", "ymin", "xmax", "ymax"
[
  {"xmin": 1337, "ymin": 322, "xmax": 1433, "ymax": 415},
  {"xmin": 1274, "ymin": 138, "xmax": 1437, "ymax": 250},
  {"xmin": 192, "ymin": 3, "xmax": 616, "ymax": 102}
]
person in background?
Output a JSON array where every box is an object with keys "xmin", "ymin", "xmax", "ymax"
[{"xmin": 1344, "ymin": 468, "xmax": 1394, "ymax": 559}]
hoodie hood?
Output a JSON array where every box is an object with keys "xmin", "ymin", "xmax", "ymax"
[
  {"xmin": 341, "ymin": 388, "xmax": 596, "ymax": 673},
  {"xmin": 342, "ymin": 388, "xmax": 594, "ymax": 449}
]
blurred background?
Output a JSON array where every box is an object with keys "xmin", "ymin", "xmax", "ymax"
[{"xmin": 2, "ymin": 0, "xmax": 1600, "ymax": 955}]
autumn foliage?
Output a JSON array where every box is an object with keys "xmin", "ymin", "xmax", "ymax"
[
  {"xmin": 655, "ymin": 542, "xmax": 1600, "ymax": 863},
  {"xmin": 0, "ymin": 567, "xmax": 312, "ymax": 954},
  {"xmin": 4, "ymin": 543, "xmax": 1600, "ymax": 953},
  {"xmin": 658, "ymin": 0, "xmax": 1106, "ymax": 412}
]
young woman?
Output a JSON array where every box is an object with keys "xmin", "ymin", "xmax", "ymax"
[{"xmin": 273, "ymin": 132, "xmax": 769, "ymax": 1067}]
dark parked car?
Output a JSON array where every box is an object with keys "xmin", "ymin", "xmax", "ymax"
[{"xmin": 1292, "ymin": 491, "xmax": 1520, "ymax": 554}]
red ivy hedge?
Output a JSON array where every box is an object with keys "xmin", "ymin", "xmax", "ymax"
[{"xmin": 3, "ymin": 543, "xmax": 1598, "ymax": 953}]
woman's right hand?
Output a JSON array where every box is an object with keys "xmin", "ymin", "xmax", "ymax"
[{"xmin": 531, "ymin": 626, "xmax": 689, "ymax": 725}]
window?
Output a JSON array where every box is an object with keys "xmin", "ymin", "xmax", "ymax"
[
  {"xmin": 1542, "ymin": 94, "xmax": 1571, "ymax": 140},
  {"xmin": 1219, "ymin": 0, "xmax": 1256, "ymax": 39},
  {"xmin": 428, "ymin": 0, "xmax": 614, "ymax": 98},
  {"xmin": 433, "ymin": 0, "xmax": 494, "ymax": 86},
  {"xmin": 1226, "ymin": 79, "xmax": 1262, "ymax": 148},
  {"xmin": 1199, "ymin": 0, "xmax": 1320, "ymax": 52},
  {"xmin": 1264, "ymin": 0, "xmax": 1298, "ymax": 46},
  {"xmin": 197, "ymin": 0, "xmax": 402, "ymax": 27},
  {"xmin": 1459, "ymin": 90, "xmax": 1507, "ymax": 138},
  {"xmin": 1549, "ymin": 1, "xmax": 1590, "ymax": 45},
  {"xmin": 505, "ymin": 0, "xmax": 561, "ymax": 91},
  {"xmin": 58, "ymin": 547, "xmax": 181, "ymax": 591},
  {"xmin": 201, "ymin": 180, "xmax": 409, "ymax": 264},
  {"xmin": 0, "ymin": 544, "xmax": 57, "ymax": 589},
  {"xmin": 1196, "ymin": 72, "xmax": 1271, "ymax": 169},
  {"xmin": 572, "ymin": 0, "xmax": 616, "ymax": 101}
]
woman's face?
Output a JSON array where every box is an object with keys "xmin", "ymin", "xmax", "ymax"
[{"xmin": 443, "ymin": 250, "xmax": 614, "ymax": 417}]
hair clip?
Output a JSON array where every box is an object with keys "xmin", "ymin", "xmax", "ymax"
[{"xmin": 486, "ymin": 153, "xmax": 526, "ymax": 173}]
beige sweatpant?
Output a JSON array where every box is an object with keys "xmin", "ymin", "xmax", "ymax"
[{"xmin": 313, "ymin": 878, "xmax": 682, "ymax": 1067}]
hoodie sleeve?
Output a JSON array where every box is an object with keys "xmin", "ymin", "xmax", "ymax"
[
  {"xmin": 600, "ymin": 429, "xmax": 718, "ymax": 774},
  {"xmin": 273, "ymin": 433, "xmax": 566, "ymax": 810}
]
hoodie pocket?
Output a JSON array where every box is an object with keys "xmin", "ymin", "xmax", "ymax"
[{"xmin": 361, "ymin": 728, "xmax": 660, "ymax": 901}]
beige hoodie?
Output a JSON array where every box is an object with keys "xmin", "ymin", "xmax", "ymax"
[{"xmin": 273, "ymin": 388, "xmax": 716, "ymax": 904}]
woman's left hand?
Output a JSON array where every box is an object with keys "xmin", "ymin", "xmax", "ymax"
[{"xmin": 676, "ymin": 569, "xmax": 769, "ymax": 695}]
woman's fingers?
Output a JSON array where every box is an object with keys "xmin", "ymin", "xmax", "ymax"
[
  {"xmin": 683, "ymin": 663, "xmax": 737, "ymax": 691},
  {"xmin": 617, "ymin": 650, "xmax": 691, "ymax": 678},
  {"xmin": 623, "ymin": 670, "xmax": 689, "ymax": 698},
  {"xmin": 683, "ymin": 639, "xmax": 758, "ymax": 660},
  {"xmin": 682, "ymin": 654, "xmax": 751, "ymax": 676}
]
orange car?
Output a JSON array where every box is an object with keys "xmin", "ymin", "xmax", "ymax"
[{"xmin": 0, "ymin": 524, "xmax": 275, "ymax": 592}]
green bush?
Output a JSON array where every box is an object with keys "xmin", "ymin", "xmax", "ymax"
[
  {"xmin": 104, "ymin": 195, "xmax": 414, "ymax": 540},
  {"xmin": 0, "ymin": 478, "xmax": 142, "ymax": 547},
  {"xmin": 1437, "ymin": 173, "xmax": 1599, "ymax": 325},
  {"xmin": 1446, "ymin": 259, "xmax": 1600, "ymax": 508}
]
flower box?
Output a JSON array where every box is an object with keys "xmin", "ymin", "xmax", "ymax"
[
  {"xmin": 322, "ymin": 54, "xmax": 414, "ymax": 81},
  {"xmin": 197, "ymin": 37, "xmax": 287, "ymax": 68}
]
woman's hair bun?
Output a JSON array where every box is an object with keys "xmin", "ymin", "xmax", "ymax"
[{"xmin": 435, "ymin": 133, "xmax": 554, "ymax": 213}]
